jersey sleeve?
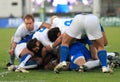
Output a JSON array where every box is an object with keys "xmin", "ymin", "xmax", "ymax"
[
  {"xmin": 13, "ymin": 24, "xmax": 25, "ymax": 43},
  {"xmin": 34, "ymin": 22, "xmax": 43, "ymax": 30}
]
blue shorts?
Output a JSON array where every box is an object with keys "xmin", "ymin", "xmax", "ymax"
[
  {"xmin": 69, "ymin": 53, "xmax": 84, "ymax": 70},
  {"xmin": 69, "ymin": 42, "xmax": 91, "ymax": 70}
]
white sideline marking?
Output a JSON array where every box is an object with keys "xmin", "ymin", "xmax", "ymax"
[{"xmin": 0, "ymin": 71, "xmax": 11, "ymax": 77}]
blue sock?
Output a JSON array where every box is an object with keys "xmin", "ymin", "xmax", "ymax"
[
  {"xmin": 98, "ymin": 50, "xmax": 107, "ymax": 67},
  {"xmin": 60, "ymin": 46, "xmax": 69, "ymax": 62}
]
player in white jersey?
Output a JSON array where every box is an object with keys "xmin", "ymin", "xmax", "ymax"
[
  {"xmin": 32, "ymin": 28, "xmax": 53, "ymax": 46},
  {"xmin": 7, "ymin": 14, "xmax": 51, "ymax": 72},
  {"xmin": 31, "ymin": 16, "xmax": 71, "ymax": 56},
  {"xmin": 53, "ymin": 14, "xmax": 112, "ymax": 73},
  {"xmin": 47, "ymin": 16, "xmax": 119, "ymax": 61},
  {"xmin": 41, "ymin": 27, "xmax": 101, "ymax": 72},
  {"xmin": 50, "ymin": 16, "xmax": 72, "ymax": 34},
  {"xmin": 26, "ymin": 27, "xmax": 61, "ymax": 70},
  {"xmin": 31, "ymin": 27, "xmax": 54, "ymax": 60}
]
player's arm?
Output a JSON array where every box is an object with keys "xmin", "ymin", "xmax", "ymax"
[
  {"xmin": 51, "ymin": 34, "xmax": 63, "ymax": 49},
  {"xmin": 39, "ymin": 23, "xmax": 52, "ymax": 29},
  {"xmin": 9, "ymin": 27, "xmax": 22, "ymax": 55},
  {"xmin": 45, "ymin": 34, "xmax": 62, "ymax": 51},
  {"xmin": 9, "ymin": 37, "xmax": 17, "ymax": 55}
]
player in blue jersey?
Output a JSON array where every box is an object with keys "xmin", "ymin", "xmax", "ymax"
[
  {"xmin": 52, "ymin": 14, "xmax": 112, "ymax": 73},
  {"xmin": 67, "ymin": 42, "xmax": 100, "ymax": 72}
]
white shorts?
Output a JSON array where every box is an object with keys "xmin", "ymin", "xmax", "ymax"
[
  {"xmin": 14, "ymin": 43, "xmax": 26, "ymax": 59},
  {"xmin": 66, "ymin": 14, "xmax": 102, "ymax": 40}
]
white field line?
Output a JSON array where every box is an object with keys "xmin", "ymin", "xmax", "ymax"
[{"xmin": 0, "ymin": 71, "xmax": 11, "ymax": 77}]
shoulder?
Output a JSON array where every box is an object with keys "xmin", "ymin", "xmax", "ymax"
[
  {"xmin": 16, "ymin": 23, "xmax": 26, "ymax": 31},
  {"xmin": 34, "ymin": 22, "xmax": 42, "ymax": 26}
]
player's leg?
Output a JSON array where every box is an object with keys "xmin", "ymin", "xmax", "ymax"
[
  {"xmin": 7, "ymin": 53, "xmax": 31, "ymax": 73},
  {"xmin": 84, "ymin": 60, "xmax": 100, "ymax": 70},
  {"xmin": 9, "ymin": 55, "xmax": 15, "ymax": 65},
  {"xmin": 7, "ymin": 43, "xmax": 26, "ymax": 70},
  {"xmin": 93, "ymin": 37, "xmax": 113, "ymax": 73},
  {"xmin": 5, "ymin": 55, "xmax": 15, "ymax": 69},
  {"xmin": 87, "ymin": 28, "xmax": 111, "ymax": 72},
  {"xmin": 15, "ymin": 53, "xmax": 32, "ymax": 73},
  {"xmin": 54, "ymin": 33, "xmax": 72, "ymax": 73},
  {"xmin": 70, "ymin": 49, "xmax": 100, "ymax": 71},
  {"xmin": 68, "ymin": 42, "xmax": 89, "ymax": 72},
  {"xmin": 59, "ymin": 14, "xmax": 84, "ymax": 64},
  {"xmin": 72, "ymin": 55, "xmax": 86, "ymax": 72},
  {"xmin": 14, "ymin": 45, "xmax": 33, "ymax": 73},
  {"xmin": 8, "ymin": 55, "xmax": 42, "ymax": 73},
  {"xmin": 23, "ymin": 57, "xmax": 42, "ymax": 69},
  {"xmin": 85, "ymin": 14, "xmax": 112, "ymax": 73},
  {"xmin": 6, "ymin": 37, "xmax": 15, "ymax": 68},
  {"xmin": 54, "ymin": 15, "xmax": 84, "ymax": 73}
]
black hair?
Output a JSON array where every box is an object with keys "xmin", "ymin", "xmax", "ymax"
[
  {"xmin": 47, "ymin": 27, "xmax": 60, "ymax": 42},
  {"xmin": 27, "ymin": 38, "xmax": 38, "ymax": 51}
]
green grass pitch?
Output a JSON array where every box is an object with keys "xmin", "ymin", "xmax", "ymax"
[{"xmin": 0, "ymin": 27, "xmax": 120, "ymax": 82}]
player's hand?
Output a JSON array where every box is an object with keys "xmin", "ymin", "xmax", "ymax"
[
  {"xmin": 8, "ymin": 48, "xmax": 14, "ymax": 56},
  {"xmin": 45, "ymin": 45, "xmax": 52, "ymax": 51}
]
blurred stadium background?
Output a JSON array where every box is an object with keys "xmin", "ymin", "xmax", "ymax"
[{"xmin": 0, "ymin": 0, "xmax": 120, "ymax": 28}]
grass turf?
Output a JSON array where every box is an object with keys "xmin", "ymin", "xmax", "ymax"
[{"xmin": 0, "ymin": 27, "xmax": 120, "ymax": 82}]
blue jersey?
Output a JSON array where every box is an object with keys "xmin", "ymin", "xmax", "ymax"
[
  {"xmin": 18, "ymin": 27, "xmax": 42, "ymax": 44},
  {"xmin": 18, "ymin": 32, "xmax": 35, "ymax": 44}
]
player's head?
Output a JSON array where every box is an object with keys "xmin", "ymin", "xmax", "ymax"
[
  {"xmin": 27, "ymin": 38, "xmax": 41, "ymax": 53},
  {"xmin": 23, "ymin": 14, "xmax": 34, "ymax": 31},
  {"xmin": 47, "ymin": 27, "xmax": 61, "ymax": 42}
]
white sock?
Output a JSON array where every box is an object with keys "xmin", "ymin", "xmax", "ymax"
[
  {"xmin": 23, "ymin": 64, "xmax": 38, "ymax": 69},
  {"xmin": 84, "ymin": 60, "xmax": 100, "ymax": 70},
  {"xmin": 18, "ymin": 54, "xmax": 32, "ymax": 69}
]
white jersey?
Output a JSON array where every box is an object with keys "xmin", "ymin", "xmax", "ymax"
[
  {"xmin": 13, "ymin": 22, "xmax": 42, "ymax": 43},
  {"xmin": 32, "ymin": 28, "xmax": 52, "ymax": 46},
  {"xmin": 52, "ymin": 17, "xmax": 72, "ymax": 34},
  {"xmin": 66, "ymin": 14, "xmax": 102, "ymax": 40},
  {"xmin": 15, "ymin": 43, "xmax": 26, "ymax": 59}
]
